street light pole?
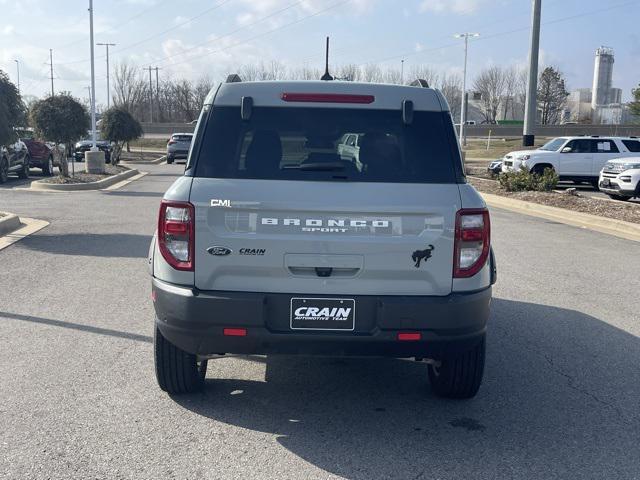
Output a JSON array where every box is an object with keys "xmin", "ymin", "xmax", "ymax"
[
  {"xmin": 89, "ymin": 0, "xmax": 97, "ymax": 150},
  {"xmin": 97, "ymin": 42, "xmax": 116, "ymax": 109},
  {"xmin": 523, "ymin": 0, "xmax": 542, "ymax": 147},
  {"xmin": 400, "ymin": 59, "xmax": 404, "ymax": 85},
  {"xmin": 14, "ymin": 60, "xmax": 20, "ymax": 94},
  {"xmin": 454, "ymin": 33, "xmax": 479, "ymax": 147}
]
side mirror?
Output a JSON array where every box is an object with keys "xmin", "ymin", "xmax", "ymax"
[{"xmin": 561, "ymin": 147, "xmax": 572, "ymax": 153}]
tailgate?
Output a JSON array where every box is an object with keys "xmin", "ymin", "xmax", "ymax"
[{"xmin": 191, "ymin": 179, "xmax": 460, "ymax": 296}]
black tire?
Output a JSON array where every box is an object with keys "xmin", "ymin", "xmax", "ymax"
[
  {"xmin": 0, "ymin": 157, "xmax": 8, "ymax": 184},
  {"xmin": 531, "ymin": 164, "xmax": 552, "ymax": 176},
  {"xmin": 154, "ymin": 325, "xmax": 207, "ymax": 394},
  {"xmin": 428, "ymin": 336, "xmax": 485, "ymax": 399},
  {"xmin": 607, "ymin": 194, "xmax": 630, "ymax": 202},
  {"xmin": 167, "ymin": 157, "xmax": 174, "ymax": 164},
  {"xmin": 589, "ymin": 179, "xmax": 599, "ymax": 190},
  {"xmin": 43, "ymin": 156, "xmax": 54, "ymax": 176},
  {"xmin": 17, "ymin": 156, "xmax": 30, "ymax": 179}
]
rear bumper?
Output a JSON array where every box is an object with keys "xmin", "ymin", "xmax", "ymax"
[
  {"xmin": 152, "ymin": 278, "xmax": 491, "ymax": 359},
  {"xmin": 167, "ymin": 150, "xmax": 189, "ymax": 159}
]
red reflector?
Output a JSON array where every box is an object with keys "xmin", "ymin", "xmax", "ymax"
[
  {"xmin": 164, "ymin": 221, "xmax": 188, "ymax": 234},
  {"xmin": 397, "ymin": 332, "xmax": 421, "ymax": 341},
  {"xmin": 281, "ymin": 93, "xmax": 375, "ymax": 104},
  {"xmin": 151, "ymin": 290, "xmax": 157, "ymax": 302},
  {"xmin": 223, "ymin": 328, "xmax": 247, "ymax": 337},
  {"xmin": 461, "ymin": 229, "xmax": 483, "ymax": 241}
]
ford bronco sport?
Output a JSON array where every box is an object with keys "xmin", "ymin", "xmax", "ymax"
[{"xmin": 149, "ymin": 76, "xmax": 496, "ymax": 399}]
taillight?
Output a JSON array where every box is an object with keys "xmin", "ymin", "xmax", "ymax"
[
  {"xmin": 158, "ymin": 200, "xmax": 194, "ymax": 271},
  {"xmin": 454, "ymin": 209, "xmax": 490, "ymax": 278}
]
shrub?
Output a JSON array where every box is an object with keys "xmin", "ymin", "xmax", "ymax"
[
  {"xmin": 100, "ymin": 107, "xmax": 142, "ymax": 165},
  {"xmin": 498, "ymin": 167, "xmax": 558, "ymax": 192}
]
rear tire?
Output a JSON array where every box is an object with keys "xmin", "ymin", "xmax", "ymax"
[
  {"xmin": 166, "ymin": 157, "xmax": 174, "ymax": 164},
  {"xmin": 43, "ymin": 156, "xmax": 54, "ymax": 176},
  {"xmin": 154, "ymin": 325, "xmax": 207, "ymax": 394},
  {"xmin": 17, "ymin": 156, "xmax": 30, "ymax": 179},
  {"xmin": 428, "ymin": 336, "xmax": 485, "ymax": 399}
]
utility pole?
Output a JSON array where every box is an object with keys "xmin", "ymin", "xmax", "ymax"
[
  {"xmin": 454, "ymin": 33, "xmax": 479, "ymax": 147},
  {"xmin": 14, "ymin": 60, "xmax": 20, "ymax": 94},
  {"xmin": 89, "ymin": 0, "xmax": 97, "ymax": 150},
  {"xmin": 400, "ymin": 59, "xmax": 405, "ymax": 85},
  {"xmin": 145, "ymin": 66, "xmax": 155, "ymax": 122},
  {"xmin": 155, "ymin": 67, "xmax": 161, "ymax": 122},
  {"xmin": 49, "ymin": 49, "xmax": 55, "ymax": 96},
  {"xmin": 97, "ymin": 42, "xmax": 116, "ymax": 109},
  {"xmin": 523, "ymin": 0, "xmax": 542, "ymax": 147}
]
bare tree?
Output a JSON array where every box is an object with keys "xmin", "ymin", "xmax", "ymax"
[
  {"xmin": 473, "ymin": 66, "xmax": 506, "ymax": 124},
  {"xmin": 289, "ymin": 66, "xmax": 322, "ymax": 80},
  {"xmin": 361, "ymin": 64, "xmax": 384, "ymax": 83},
  {"xmin": 173, "ymin": 79, "xmax": 195, "ymax": 123},
  {"xmin": 502, "ymin": 66, "xmax": 518, "ymax": 120},
  {"xmin": 337, "ymin": 64, "xmax": 361, "ymax": 82},
  {"xmin": 439, "ymin": 73, "xmax": 463, "ymax": 122},
  {"xmin": 516, "ymin": 67, "xmax": 528, "ymax": 119},
  {"xmin": 408, "ymin": 65, "xmax": 439, "ymax": 87},
  {"xmin": 112, "ymin": 62, "xmax": 146, "ymax": 119},
  {"xmin": 384, "ymin": 68, "xmax": 403, "ymax": 85},
  {"xmin": 194, "ymin": 75, "xmax": 214, "ymax": 113}
]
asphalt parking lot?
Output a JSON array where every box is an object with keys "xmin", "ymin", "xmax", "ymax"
[{"xmin": 1, "ymin": 162, "xmax": 639, "ymax": 479}]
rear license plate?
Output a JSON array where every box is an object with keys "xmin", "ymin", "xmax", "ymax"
[{"xmin": 290, "ymin": 298, "xmax": 355, "ymax": 331}]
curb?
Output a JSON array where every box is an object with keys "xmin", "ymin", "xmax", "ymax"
[
  {"xmin": 0, "ymin": 217, "xmax": 49, "ymax": 252},
  {"xmin": 481, "ymin": 192, "xmax": 640, "ymax": 242},
  {"xmin": 0, "ymin": 213, "xmax": 22, "ymax": 236},
  {"xmin": 152, "ymin": 155, "xmax": 166, "ymax": 164},
  {"xmin": 30, "ymin": 168, "xmax": 139, "ymax": 192}
]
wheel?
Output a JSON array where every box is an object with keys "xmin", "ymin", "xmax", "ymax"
[
  {"xmin": 428, "ymin": 336, "xmax": 485, "ymax": 399},
  {"xmin": 43, "ymin": 156, "xmax": 54, "ymax": 176},
  {"xmin": 607, "ymin": 194, "xmax": 630, "ymax": 202},
  {"xmin": 0, "ymin": 157, "xmax": 8, "ymax": 183},
  {"xmin": 154, "ymin": 325, "xmax": 207, "ymax": 394},
  {"xmin": 166, "ymin": 157, "xmax": 174, "ymax": 164},
  {"xmin": 531, "ymin": 165, "xmax": 552, "ymax": 176},
  {"xmin": 589, "ymin": 179, "xmax": 599, "ymax": 190},
  {"xmin": 17, "ymin": 156, "xmax": 30, "ymax": 179}
]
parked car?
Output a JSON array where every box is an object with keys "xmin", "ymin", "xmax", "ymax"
[
  {"xmin": 74, "ymin": 139, "xmax": 112, "ymax": 163},
  {"xmin": 337, "ymin": 133, "xmax": 363, "ymax": 171},
  {"xmin": 0, "ymin": 139, "xmax": 30, "ymax": 183},
  {"xmin": 599, "ymin": 158, "xmax": 640, "ymax": 201},
  {"xmin": 17, "ymin": 129, "xmax": 57, "ymax": 176},
  {"xmin": 166, "ymin": 133, "xmax": 193, "ymax": 164},
  {"xmin": 487, "ymin": 159, "xmax": 502, "ymax": 175},
  {"xmin": 149, "ymin": 77, "xmax": 496, "ymax": 398},
  {"xmin": 501, "ymin": 136, "xmax": 640, "ymax": 188}
]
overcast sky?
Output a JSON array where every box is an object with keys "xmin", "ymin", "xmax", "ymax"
[{"xmin": 1, "ymin": 0, "xmax": 639, "ymax": 106}]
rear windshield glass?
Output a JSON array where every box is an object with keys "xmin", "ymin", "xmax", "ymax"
[
  {"xmin": 172, "ymin": 135, "xmax": 193, "ymax": 142},
  {"xmin": 194, "ymin": 106, "xmax": 459, "ymax": 183}
]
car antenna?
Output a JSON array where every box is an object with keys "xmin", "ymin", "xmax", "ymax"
[{"xmin": 321, "ymin": 37, "xmax": 334, "ymax": 81}]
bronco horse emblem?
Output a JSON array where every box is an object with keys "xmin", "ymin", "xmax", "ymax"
[{"xmin": 411, "ymin": 245, "xmax": 435, "ymax": 268}]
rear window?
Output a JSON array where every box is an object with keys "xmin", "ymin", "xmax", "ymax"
[
  {"xmin": 193, "ymin": 106, "xmax": 460, "ymax": 183},
  {"xmin": 172, "ymin": 135, "xmax": 193, "ymax": 142},
  {"xmin": 622, "ymin": 140, "xmax": 640, "ymax": 152}
]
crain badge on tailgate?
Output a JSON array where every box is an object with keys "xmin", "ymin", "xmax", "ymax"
[{"xmin": 207, "ymin": 246, "xmax": 232, "ymax": 256}]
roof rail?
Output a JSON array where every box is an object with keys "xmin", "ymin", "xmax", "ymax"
[
  {"xmin": 410, "ymin": 79, "xmax": 430, "ymax": 88},
  {"xmin": 226, "ymin": 74, "xmax": 242, "ymax": 83}
]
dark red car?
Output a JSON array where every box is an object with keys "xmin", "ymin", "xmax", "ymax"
[{"xmin": 18, "ymin": 129, "xmax": 58, "ymax": 176}]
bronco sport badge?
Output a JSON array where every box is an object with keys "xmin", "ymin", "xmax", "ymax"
[{"xmin": 412, "ymin": 245, "xmax": 434, "ymax": 268}]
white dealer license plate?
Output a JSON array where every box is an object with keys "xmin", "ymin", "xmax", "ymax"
[{"xmin": 290, "ymin": 298, "xmax": 356, "ymax": 331}]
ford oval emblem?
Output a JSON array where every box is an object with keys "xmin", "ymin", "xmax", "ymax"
[{"xmin": 207, "ymin": 246, "xmax": 232, "ymax": 256}]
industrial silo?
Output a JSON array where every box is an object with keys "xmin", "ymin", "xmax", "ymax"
[{"xmin": 591, "ymin": 47, "xmax": 615, "ymax": 108}]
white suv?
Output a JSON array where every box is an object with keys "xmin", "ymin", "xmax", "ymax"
[
  {"xmin": 599, "ymin": 158, "xmax": 640, "ymax": 201},
  {"xmin": 502, "ymin": 136, "xmax": 640, "ymax": 187}
]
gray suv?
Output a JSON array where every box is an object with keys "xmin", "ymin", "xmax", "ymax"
[
  {"xmin": 166, "ymin": 133, "xmax": 193, "ymax": 164},
  {"xmin": 149, "ymin": 77, "xmax": 496, "ymax": 398}
]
